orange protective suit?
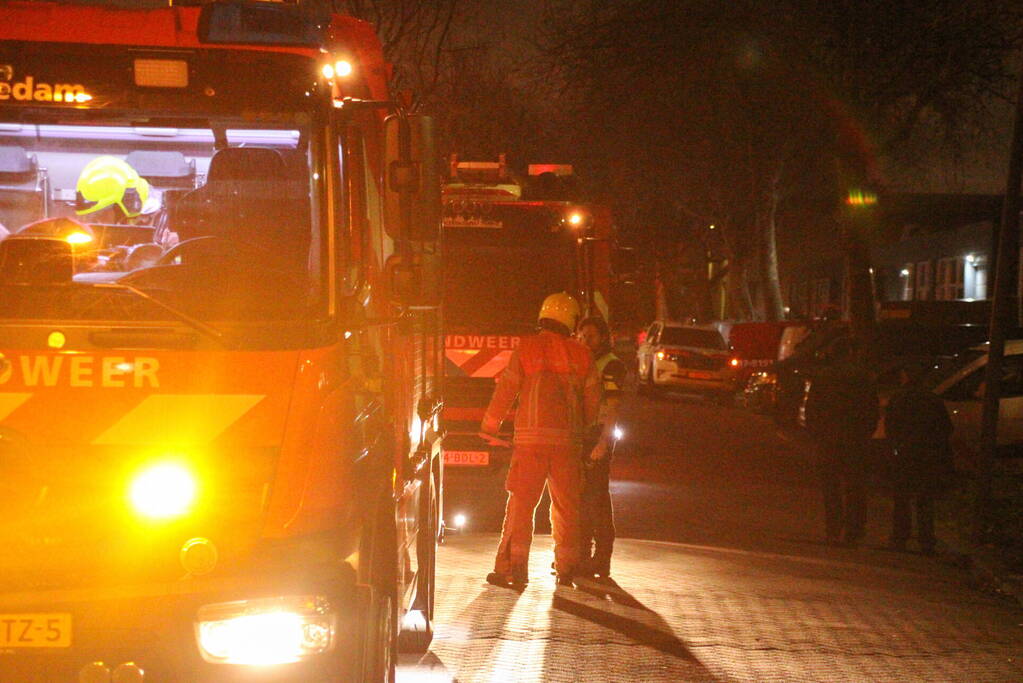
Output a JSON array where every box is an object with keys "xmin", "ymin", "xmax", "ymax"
[{"xmin": 481, "ymin": 329, "xmax": 601, "ymax": 576}]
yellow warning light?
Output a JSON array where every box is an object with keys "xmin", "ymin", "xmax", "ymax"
[
  {"xmin": 130, "ymin": 462, "xmax": 197, "ymax": 520},
  {"xmin": 47, "ymin": 331, "xmax": 66, "ymax": 349},
  {"xmin": 321, "ymin": 63, "xmax": 335, "ymax": 80},
  {"xmin": 334, "ymin": 60, "xmax": 353, "ymax": 78},
  {"xmin": 134, "ymin": 58, "xmax": 189, "ymax": 88},
  {"xmin": 845, "ymin": 189, "xmax": 878, "ymax": 206},
  {"xmin": 65, "ymin": 231, "xmax": 93, "ymax": 246}
]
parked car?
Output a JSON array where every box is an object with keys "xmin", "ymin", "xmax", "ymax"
[
  {"xmin": 929, "ymin": 340, "xmax": 1023, "ymax": 458},
  {"xmin": 728, "ymin": 321, "xmax": 808, "ymax": 386},
  {"xmin": 744, "ymin": 320, "xmax": 990, "ymax": 425},
  {"xmin": 636, "ymin": 321, "xmax": 737, "ymax": 398}
]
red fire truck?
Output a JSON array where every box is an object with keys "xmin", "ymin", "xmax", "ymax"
[
  {"xmin": 0, "ymin": 2, "xmax": 441, "ymax": 680},
  {"xmin": 440, "ymin": 157, "xmax": 614, "ymax": 528}
]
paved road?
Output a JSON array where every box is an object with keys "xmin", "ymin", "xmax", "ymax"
[{"xmin": 402, "ymin": 393, "xmax": 1023, "ymax": 681}]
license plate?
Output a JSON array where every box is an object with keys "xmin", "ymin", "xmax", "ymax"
[
  {"xmin": 444, "ymin": 450, "xmax": 490, "ymax": 466},
  {"xmin": 687, "ymin": 371, "xmax": 714, "ymax": 380},
  {"xmin": 0, "ymin": 613, "xmax": 72, "ymax": 648}
]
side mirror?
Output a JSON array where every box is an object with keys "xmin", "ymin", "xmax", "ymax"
[
  {"xmin": 385, "ymin": 251, "xmax": 440, "ymax": 308},
  {"xmin": 384, "ymin": 114, "xmax": 440, "ymax": 242}
]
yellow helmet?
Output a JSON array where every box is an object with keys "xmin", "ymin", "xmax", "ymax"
[
  {"xmin": 538, "ymin": 292, "xmax": 581, "ymax": 331},
  {"xmin": 75, "ymin": 156, "xmax": 150, "ymax": 218}
]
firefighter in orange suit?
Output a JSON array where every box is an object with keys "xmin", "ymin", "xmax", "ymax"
[{"xmin": 480, "ymin": 292, "xmax": 601, "ymax": 587}]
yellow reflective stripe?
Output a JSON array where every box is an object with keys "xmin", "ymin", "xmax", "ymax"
[
  {"xmin": 0, "ymin": 393, "xmax": 31, "ymax": 421},
  {"xmin": 93, "ymin": 394, "xmax": 265, "ymax": 446}
]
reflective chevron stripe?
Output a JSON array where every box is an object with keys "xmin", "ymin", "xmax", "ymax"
[
  {"xmin": 92, "ymin": 394, "xmax": 266, "ymax": 446},
  {"xmin": 444, "ymin": 348, "xmax": 514, "ymax": 378},
  {"xmin": 0, "ymin": 393, "xmax": 31, "ymax": 421}
]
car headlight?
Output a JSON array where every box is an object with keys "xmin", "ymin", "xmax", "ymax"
[
  {"xmin": 196, "ymin": 596, "xmax": 336, "ymax": 665},
  {"xmin": 750, "ymin": 371, "xmax": 777, "ymax": 387}
]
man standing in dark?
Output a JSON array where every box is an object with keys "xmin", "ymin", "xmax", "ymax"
[
  {"xmin": 884, "ymin": 366, "xmax": 954, "ymax": 554},
  {"xmin": 576, "ymin": 316, "xmax": 626, "ymax": 579},
  {"xmin": 803, "ymin": 338, "xmax": 880, "ymax": 546}
]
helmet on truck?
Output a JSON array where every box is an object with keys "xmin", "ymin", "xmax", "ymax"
[
  {"xmin": 75, "ymin": 156, "xmax": 150, "ymax": 218},
  {"xmin": 538, "ymin": 292, "xmax": 581, "ymax": 331}
]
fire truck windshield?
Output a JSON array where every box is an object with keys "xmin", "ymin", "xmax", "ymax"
[
  {"xmin": 0, "ymin": 116, "xmax": 326, "ymax": 329},
  {"xmin": 443, "ymin": 205, "xmax": 579, "ymax": 330}
]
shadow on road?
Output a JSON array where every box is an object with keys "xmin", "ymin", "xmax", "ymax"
[
  {"xmin": 549, "ymin": 582, "xmax": 720, "ymax": 681},
  {"xmin": 572, "ymin": 576, "xmax": 652, "ymax": 611}
]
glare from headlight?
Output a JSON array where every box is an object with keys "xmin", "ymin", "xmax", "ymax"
[
  {"xmin": 453, "ymin": 513, "xmax": 467, "ymax": 529},
  {"xmin": 196, "ymin": 597, "xmax": 335, "ymax": 666},
  {"xmin": 129, "ymin": 462, "xmax": 196, "ymax": 519},
  {"xmin": 612, "ymin": 426, "xmax": 624, "ymax": 441}
]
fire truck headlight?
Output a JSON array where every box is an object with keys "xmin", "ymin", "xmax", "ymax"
[
  {"xmin": 612, "ymin": 426, "xmax": 624, "ymax": 441},
  {"xmin": 453, "ymin": 513, "xmax": 467, "ymax": 529},
  {"xmin": 196, "ymin": 597, "xmax": 336, "ymax": 665},
  {"xmin": 334, "ymin": 59, "xmax": 354, "ymax": 77},
  {"xmin": 129, "ymin": 462, "xmax": 196, "ymax": 520}
]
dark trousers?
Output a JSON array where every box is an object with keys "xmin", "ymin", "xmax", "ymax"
[
  {"xmin": 892, "ymin": 490, "xmax": 935, "ymax": 549},
  {"xmin": 818, "ymin": 439, "xmax": 868, "ymax": 542},
  {"xmin": 580, "ymin": 453, "xmax": 615, "ymax": 573}
]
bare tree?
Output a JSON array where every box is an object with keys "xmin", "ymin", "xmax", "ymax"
[
  {"xmin": 333, "ymin": 0, "xmax": 459, "ymax": 108},
  {"xmin": 540, "ymin": 0, "xmax": 1023, "ymax": 321}
]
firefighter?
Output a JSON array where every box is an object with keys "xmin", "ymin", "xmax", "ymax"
[
  {"xmin": 480, "ymin": 292, "xmax": 601, "ymax": 587},
  {"xmin": 75, "ymin": 155, "xmax": 154, "ymax": 225},
  {"xmin": 576, "ymin": 316, "xmax": 626, "ymax": 580}
]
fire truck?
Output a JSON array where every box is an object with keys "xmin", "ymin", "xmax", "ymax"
[
  {"xmin": 440, "ymin": 156, "xmax": 614, "ymax": 528},
  {"xmin": 0, "ymin": 1, "xmax": 442, "ymax": 680}
]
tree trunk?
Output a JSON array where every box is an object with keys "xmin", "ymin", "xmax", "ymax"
[{"xmin": 760, "ymin": 195, "xmax": 785, "ymax": 322}]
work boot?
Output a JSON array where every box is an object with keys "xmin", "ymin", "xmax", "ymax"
[
  {"xmin": 486, "ymin": 566, "xmax": 528, "ymax": 588},
  {"xmin": 554, "ymin": 569, "xmax": 575, "ymax": 587}
]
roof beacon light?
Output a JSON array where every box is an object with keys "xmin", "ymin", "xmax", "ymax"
[{"xmin": 134, "ymin": 59, "xmax": 189, "ymax": 88}]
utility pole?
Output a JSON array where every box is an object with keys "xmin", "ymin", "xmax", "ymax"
[{"xmin": 978, "ymin": 62, "xmax": 1023, "ymax": 542}]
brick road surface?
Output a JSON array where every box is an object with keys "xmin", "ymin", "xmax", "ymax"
[
  {"xmin": 405, "ymin": 394, "xmax": 1023, "ymax": 681},
  {"xmin": 400, "ymin": 532, "xmax": 1023, "ymax": 682}
]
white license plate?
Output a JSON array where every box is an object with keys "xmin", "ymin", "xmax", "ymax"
[
  {"xmin": 444, "ymin": 450, "xmax": 490, "ymax": 466},
  {"xmin": 0, "ymin": 613, "xmax": 72, "ymax": 648}
]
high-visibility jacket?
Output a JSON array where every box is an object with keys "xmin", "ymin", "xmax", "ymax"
[
  {"xmin": 595, "ymin": 350, "xmax": 626, "ymax": 426},
  {"xmin": 481, "ymin": 330, "xmax": 600, "ymax": 447}
]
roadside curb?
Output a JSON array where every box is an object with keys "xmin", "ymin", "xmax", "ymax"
[{"xmin": 938, "ymin": 536, "xmax": 1023, "ymax": 609}]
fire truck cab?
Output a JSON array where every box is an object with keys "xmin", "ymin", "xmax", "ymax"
[{"xmin": 0, "ymin": 2, "xmax": 442, "ymax": 681}]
